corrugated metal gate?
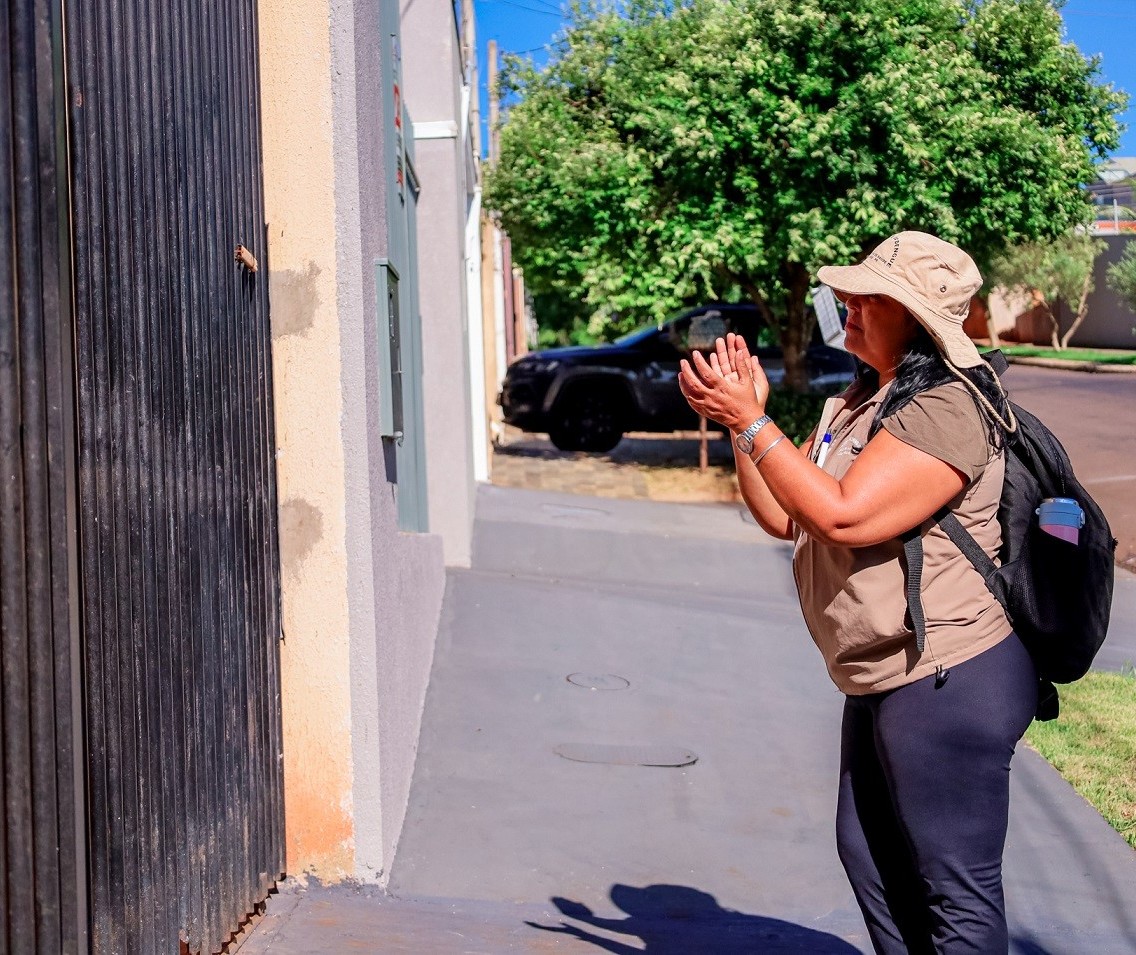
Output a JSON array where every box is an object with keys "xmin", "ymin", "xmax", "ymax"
[
  {"xmin": 1, "ymin": 0, "xmax": 86, "ymax": 950},
  {"xmin": 64, "ymin": 0, "xmax": 285, "ymax": 950}
]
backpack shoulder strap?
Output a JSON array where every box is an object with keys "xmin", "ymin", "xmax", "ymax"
[
  {"xmin": 902, "ymin": 528, "xmax": 929, "ymax": 653},
  {"xmin": 984, "ymin": 348, "xmax": 1009, "ymax": 378},
  {"xmin": 938, "ymin": 512, "xmax": 998, "ymax": 580},
  {"xmin": 902, "ymin": 509, "xmax": 998, "ymax": 655},
  {"xmin": 901, "ymin": 356, "xmax": 1010, "ymax": 655}
]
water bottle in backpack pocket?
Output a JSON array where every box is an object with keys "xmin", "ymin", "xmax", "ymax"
[{"xmin": 1036, "ymin": 497, "xmax": 1085, "ymax": 545}]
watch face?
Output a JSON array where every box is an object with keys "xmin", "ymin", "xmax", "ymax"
[{"xmin": 735, "ymin": 433, "xmax": 754, "ymax": 454}]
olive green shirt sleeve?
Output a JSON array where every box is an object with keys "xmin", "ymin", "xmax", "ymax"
[{"xmin": 881, "ymin": 382, "xmax": 990, "ymax": 482}]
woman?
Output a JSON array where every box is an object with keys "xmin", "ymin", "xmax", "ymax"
[{"xmin": 678, "ymin": 231, "xmax": 1036, "ymax": 955}]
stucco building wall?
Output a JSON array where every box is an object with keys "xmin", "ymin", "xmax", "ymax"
[
  {"xmin": 259, "ymin": 0, "xmax": 446, "ymax": 883},
  {"xmin": 987, "ymin": 236, "xmax": 1136, "ymax": 349},
  {"xmin": 1067, "ymin": 235, "xmax": 1136, "ymax": 348},
  {"xmin": 400, "ymin": 0, "xmax": 478, "ymax": 568}
]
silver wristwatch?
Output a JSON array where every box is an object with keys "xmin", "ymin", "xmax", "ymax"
[{"xmin": 734, "ymin": 414, "xmax": 773, "ymax": 454}]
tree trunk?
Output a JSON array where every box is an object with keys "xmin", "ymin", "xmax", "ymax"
[
  {"xmin": 741, "ymin": 268, "xmax": 816, "ymax": 394},
  {"xmin": 986, "ymin": 313, "xmax": 1001, "ymax": 348},
  {"xmin": 1060, "ymin": 273, "xmax": 1094, "ymax": 350},
  {"xmin": 977, "ymin": 294, "xmax": 1001, "ymax": 348},
  {"xmin": 1040, "ymin": 300, "xmax": 1061, "ymax": 351},
  {"xmin": 780, "ymin": 303, "xmax": 811, "ymax": 392},
  {"xmin": 780, "ymin": 265, "xmax": 816, "ymax": 394}
]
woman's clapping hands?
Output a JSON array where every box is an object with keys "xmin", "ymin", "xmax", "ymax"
[{"xmin": 678, "ymin": 333, "xmax": 770, "ymax": 433}]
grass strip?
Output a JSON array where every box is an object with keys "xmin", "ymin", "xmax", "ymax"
[
  {"xmin": 1025, "ymin": 670, "xmax": 1136, "ymax": 850},
  {"xmin": 994, "ymin": 346, "xmax": 1136, "ymax": 365}
]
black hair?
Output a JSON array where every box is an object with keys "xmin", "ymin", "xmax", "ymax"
[{"xmin": 856, "ymin": 324, "xmax": 1010, "ymax": 450}]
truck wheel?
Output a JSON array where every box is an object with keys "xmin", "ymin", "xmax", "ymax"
[{"xmin": 548, "ymin": 388, "xmax": 625, "ymax": 453}]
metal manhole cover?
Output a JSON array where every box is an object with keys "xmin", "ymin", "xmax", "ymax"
[
  {"xmin": 554, "ymin": 743, "xmax": 698, "ymax": 767},
  {"xmin": 566, "ymin": 673, "xmax": 630, "ymax": 691}
]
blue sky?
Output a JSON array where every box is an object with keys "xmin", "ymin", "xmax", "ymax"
[{"xmin": 473, "ymin": 0, "xmax": 1136, "ymax": 158}]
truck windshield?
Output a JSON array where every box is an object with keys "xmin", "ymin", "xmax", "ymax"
[
  {"xmin": 613, "ymin": 321, "xmax": 664, "ymax": 345},
  {"xmin": 613, "ymin": 308, "xmax": 693, "ymax": 345}
]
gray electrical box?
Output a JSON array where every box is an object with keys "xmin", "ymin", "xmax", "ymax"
[{"xmin": 376, "ymin": 259, "xmax": 404, "ymax": 439}]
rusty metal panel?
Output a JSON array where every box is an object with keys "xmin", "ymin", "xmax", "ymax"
[
  {"xmin": 0, "ymin": 0, "xmax": 85, "ymax": 950},
  {"xmin": 64, "ymin": 0, "xmax": 285, "ymax": 950}
]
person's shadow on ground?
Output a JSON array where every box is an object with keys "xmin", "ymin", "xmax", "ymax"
[{"xmin": 524, "ymin": 883, "xmax": 861, "ymax": 953}]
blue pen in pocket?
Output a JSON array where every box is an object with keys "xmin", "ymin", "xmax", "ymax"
[{"xmin": 815, "ymin": 431, "xmax": 833, "ymax": 468}]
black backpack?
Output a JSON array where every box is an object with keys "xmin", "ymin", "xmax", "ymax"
[{"xmin": 903, "ymin": 351, "xmax": 1117, "ymax": 720}]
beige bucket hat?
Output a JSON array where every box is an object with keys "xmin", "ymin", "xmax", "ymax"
[{"xmin": 817, "ymin": 231, "xmax": 984, "ymax": 369}]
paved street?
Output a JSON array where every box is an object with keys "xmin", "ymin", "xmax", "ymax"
[
  {"xmin": 491, "ymin": 365, "xmax": 1136, "ymax": 574},
  {"xmin": 1001, "ymin": 365, "xmax": 1136, "ymax": 571},
  {"xmin": 245, "ymin": 486, "xmax": 1136, "ymax": 953}
]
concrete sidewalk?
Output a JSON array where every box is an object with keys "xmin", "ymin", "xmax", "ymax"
[{"xmin": 244, "ymin": 486, "xmax": 1136, "ymax": 954}]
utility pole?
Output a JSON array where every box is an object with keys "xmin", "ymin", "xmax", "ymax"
[
  {"xmin": 479, "ymin": 35, "xmax": 497, "ymax": 373},
  {"xmin": 461, "ymin": 0, "xmax": 479, "ymax": 160},
  {"xmin": 513, "ymin": 267, "xmax": 528, "ymax": 358},
  {"xmin": 482, "ymin": 40, "xmax": 504, "ymax": 447},
  {"xmin": 488, "ymin": 40, "xmax": 499, "ymax": 165}
]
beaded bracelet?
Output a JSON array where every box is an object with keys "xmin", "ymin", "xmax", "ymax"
[{"xmin": 752, "ymin": 434, "xmax": 787, "ymax": 467}]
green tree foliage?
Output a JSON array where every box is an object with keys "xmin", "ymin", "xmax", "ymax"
[
  {"xmin": 530, "ymin": 289, "xmax": 592, "ymax": 347},
  {"xmin": 1106, "ymin": 243, "xmax": 1136, "ymax": 316},
  {"xmin": 988, "ymin": 233, "xmax": 1106, "ymax": 350},
  {"xmin": 485, "ymin": 0, "xmax": 1125, "ymax": 390}
]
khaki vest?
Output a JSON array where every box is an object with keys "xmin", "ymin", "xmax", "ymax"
[{"xmin": 792, "ymin": 381, "xmax": 1012, "ymax": 695}]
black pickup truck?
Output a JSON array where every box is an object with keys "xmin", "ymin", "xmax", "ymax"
[{"xmin": 499, "ymin": 303, "xmax": 854, "ymax": 452}]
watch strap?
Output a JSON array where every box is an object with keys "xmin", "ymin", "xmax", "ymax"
[
  {"xmin": 735, "ymin": 414, "xmax": 773, "ymax": 452},
  {"xmin": 743, "ymin": 415, "xmax": 772, "ymax": 440}
]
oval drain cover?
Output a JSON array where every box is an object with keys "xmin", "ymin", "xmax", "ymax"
[
  {"xmin": 540, "ymin": 503, "xmax": 609, "ymax": 520},
  {"xmin": 566, "ymin": 673, "xmax": 630, "ymax": 691},
  {"xmin": 554, "ymin": 743, "xmax": 698, "ymax": 767}
]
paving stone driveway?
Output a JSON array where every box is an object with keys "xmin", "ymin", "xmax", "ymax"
[{"xmin": 490, "ymin": 427, "xmax": 743, "ymax": 504}]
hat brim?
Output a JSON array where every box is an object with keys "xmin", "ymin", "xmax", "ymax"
[{"xmin": 817, "ymin": 261, "xmax": 982, "ymax": 369}]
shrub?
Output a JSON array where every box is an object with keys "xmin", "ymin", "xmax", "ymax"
[
  {"xmin": 1106, "ymin": 244, "xmax": 1136, "ymax": 317},
  {"xmin": 766, "ymin": 388, "xmax": 833, "ymax": 446}
]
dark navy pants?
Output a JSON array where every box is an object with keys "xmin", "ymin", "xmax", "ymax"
[{"xmin": 836, "ymin": 634, "xmax": 1038, "ymax": 955}]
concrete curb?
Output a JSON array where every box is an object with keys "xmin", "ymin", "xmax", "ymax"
[{"xmin": 1003, "ymin": 355, "xmax": 1136, "ymax": 374}]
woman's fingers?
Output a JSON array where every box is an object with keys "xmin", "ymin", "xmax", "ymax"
[
  {"xmin": 679, "ymin": 359, "xmax": 707, "ymax": 396},
  {"xmin": 750, "ymin": 356, "xmax": 771, "ymax": 405},
  {"xmin": 735, "ymin": 340, "xmax": 753, "ymax": 382},
  {"xmin": 740, "ymin": 352, "xmax": 753, "ymax": 383},
  {"xmin": 709, "ymin": 352, "xmax": 723, "ymax": 377},
  {"xmin": 716, "ymin": 337, "xmax": 732, "ymax": 376},
  {"xmin": 733, "ymin": 336, "xmax": 746, "ymax": 375},
  {"xmin": 691, "ymin": 349, "xmax": 718, "ymax": 383},
  {"xmin": 679, "ymin": 361, "xmax": 713, "ymax": 417},
  {"xmin": 736, "ymin": 339, "xmax": 765, "ymax": 384}
]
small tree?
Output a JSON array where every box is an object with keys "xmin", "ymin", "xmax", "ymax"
[
  {"xmin": 1106, "ymin": 243, "xmax": 1136, "ymax": 315},
  {"xmin": 988, "ymin": 234, "xmax": 1106, "ymax": 350}
]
